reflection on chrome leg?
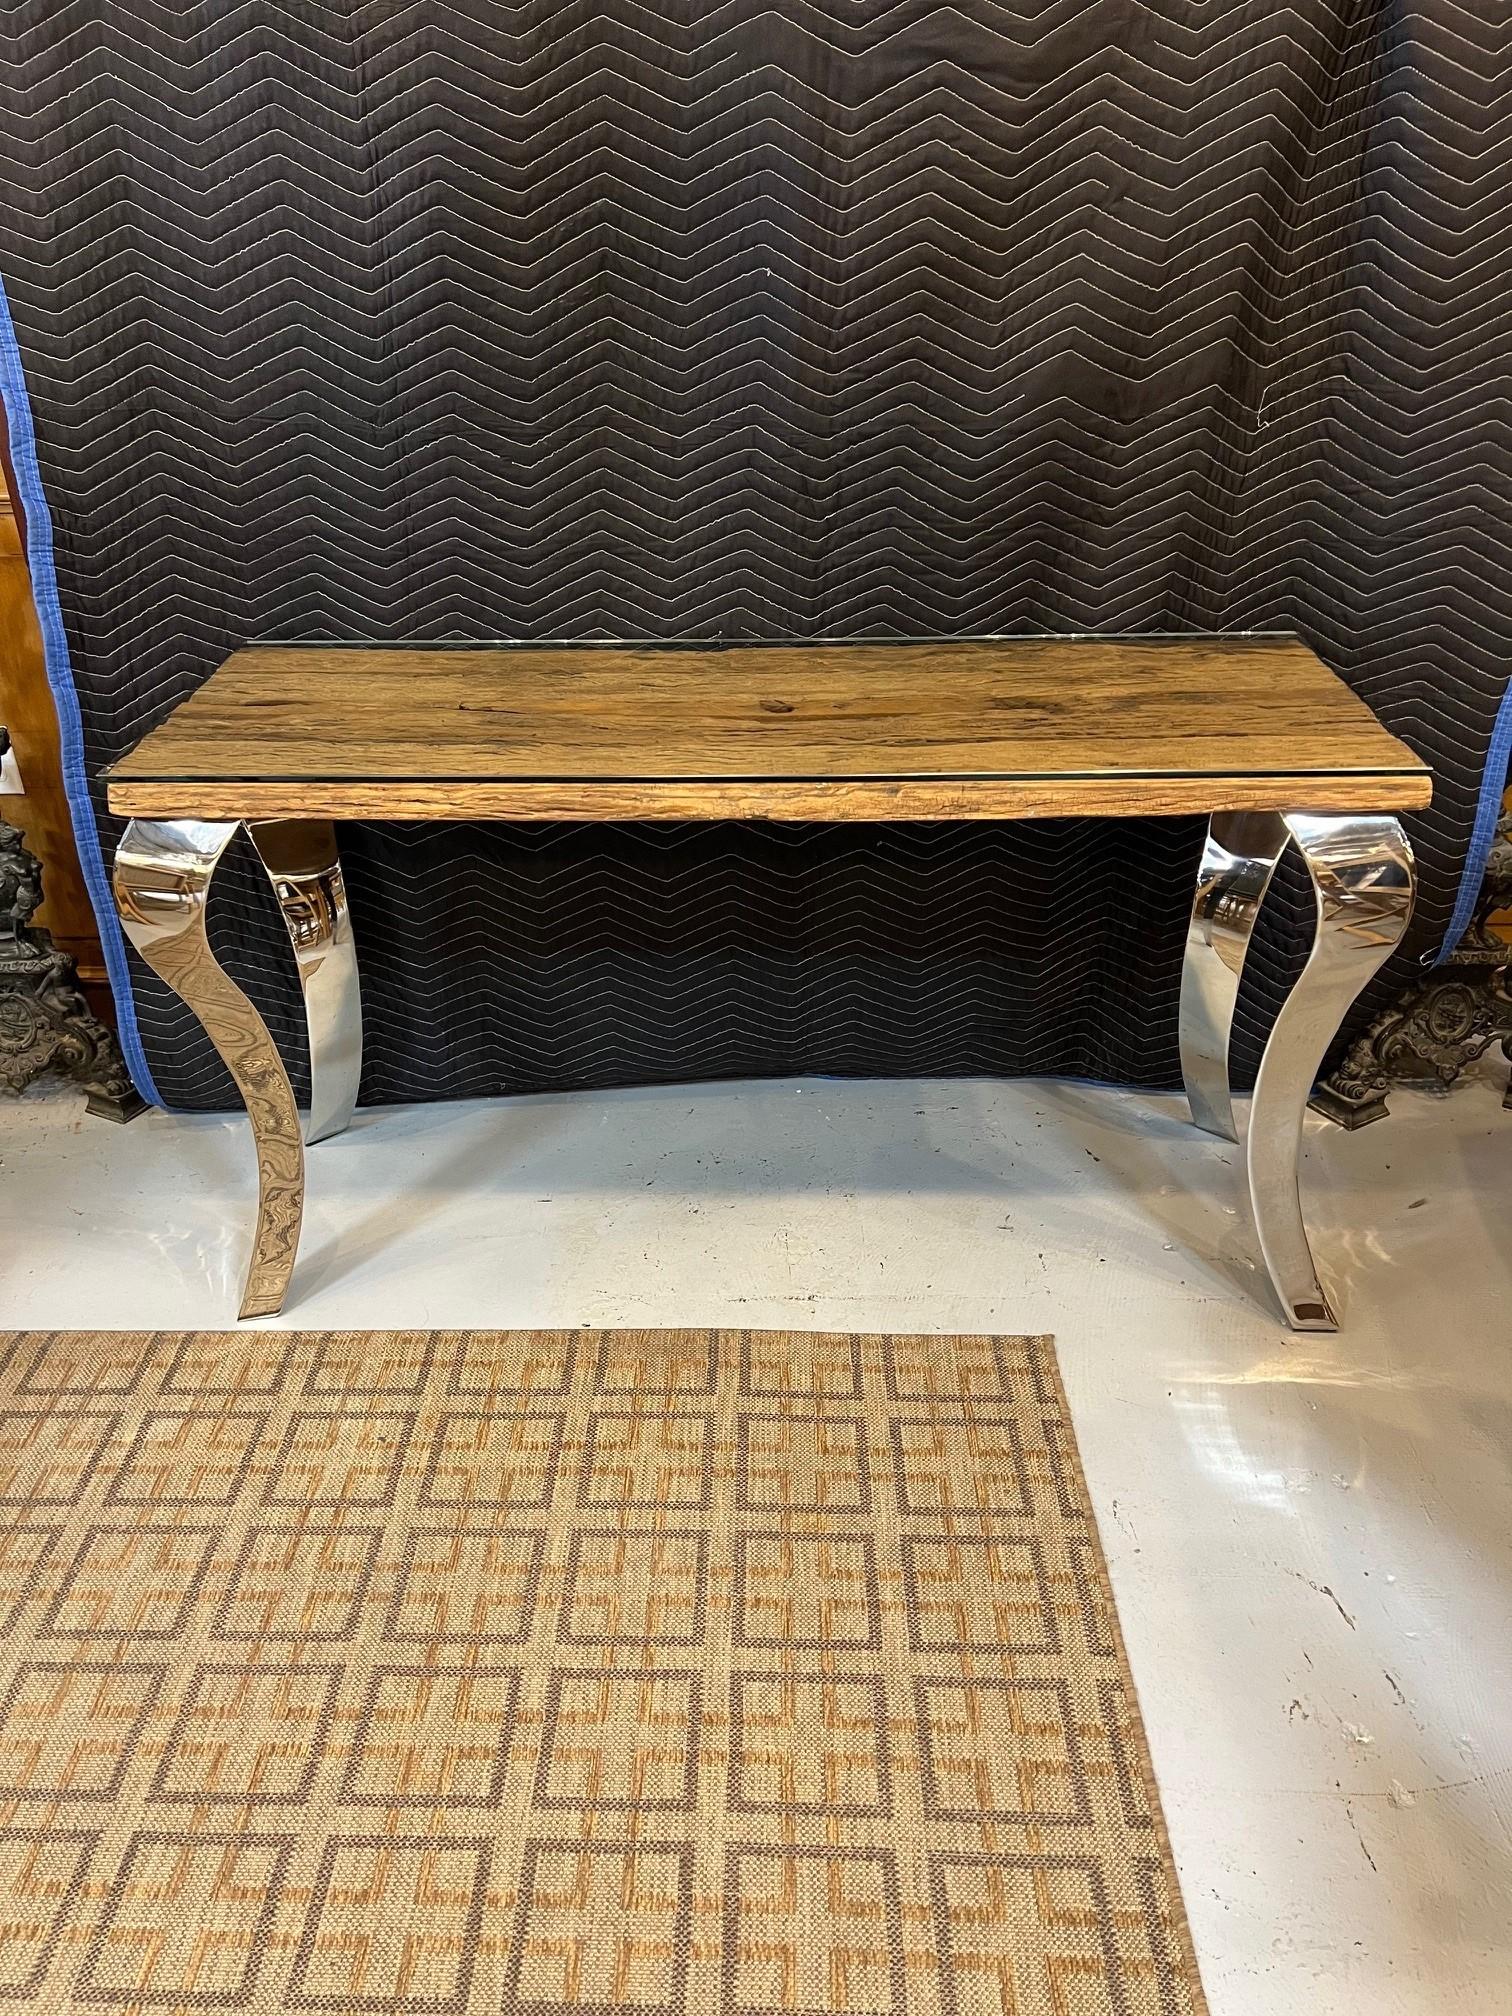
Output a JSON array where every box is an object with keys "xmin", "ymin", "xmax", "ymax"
[
  {"xmin": 113, "ymin": 818, "xmax": 304, "ymax": 1319},
  {"xmin": 250, "ymin": 819, "xmax": 362, "ymax": 1145},
  {"xmin": 1248, "ymin": 812, "xmax": 1414, "ymax": 1331},
  {"xmin": 1179, "ymin": 811, "xmax": 1289, "ymax": 1141}
]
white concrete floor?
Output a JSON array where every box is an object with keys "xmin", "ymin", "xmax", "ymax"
[{"xmin": 3, "ymin": 1066, "xmax": 1510, "ymax": 2013}]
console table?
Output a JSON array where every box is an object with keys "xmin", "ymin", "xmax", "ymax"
[{"xmin": 106, "ymin": 638, "xmax": 1429, "ymax": 1329}]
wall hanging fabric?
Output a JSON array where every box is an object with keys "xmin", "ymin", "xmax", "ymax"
[{"xmin": 2, "ymin": 4, "xmax": 1508, "ymax": 1112}]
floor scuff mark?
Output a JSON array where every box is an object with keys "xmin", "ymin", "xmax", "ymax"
[{"xmin": 1290, "ymin": 1572, "xmax": 1357, "ymax": 1630}]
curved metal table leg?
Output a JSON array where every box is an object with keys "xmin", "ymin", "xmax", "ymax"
[
  {"xmin": 113, "ymin": 819, "xmax": 304, "ymax": 1319},
  {"xmin": 1248, "ymin": 811, "xmax": 1414, "ymax": 1330},
  {"xmin": 249, "ymin": 820, "xmax": 362, "ymax": 1145},
  {"xmin": 1179, "ymin": 811, "xmax": 1289, "ymax": 1140}
]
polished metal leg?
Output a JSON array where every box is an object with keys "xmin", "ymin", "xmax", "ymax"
[
  {"xmin": 1247, "ymin": 811, "xmax": 1414, "ymax": 1330},
  {"xmin": 113, "ymin": 819, "xmax": 304, "ymax": 1319},
  {"xmin": 249, "ymin": 820, "xmax": 362, "ymax": 1144},
  {"xmin": 1179, "ymin": 811, "xmax": 1289, "ymax": 1140}
]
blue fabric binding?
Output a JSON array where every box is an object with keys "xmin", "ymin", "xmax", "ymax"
[{"xmin": 1434, "ymin": 676, "xmax": 1512, "ymax": 965}]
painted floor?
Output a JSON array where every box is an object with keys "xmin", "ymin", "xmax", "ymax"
[{"xmin": 3, "ymin": 1065, "xmax": 1510, "ymax": 2013}]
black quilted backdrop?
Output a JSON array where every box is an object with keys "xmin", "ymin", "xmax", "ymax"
[{"xmin": 2, "ymin": 3, "xmax": 1509, "ymax": 1111}]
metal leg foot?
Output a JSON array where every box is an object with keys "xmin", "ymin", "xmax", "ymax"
[
  {"xmin": 249, "ymin": 820, "xmax": 361, "ymax": 1144},
  {"xmin": 1247, "ymin": 811, "xmax": 1414, "ymax": 1330},
  {"xmin": 1179, "ymin": 811, "xmax": 1289, "ymax": 1140},
  {"xmin": 113, "ymin": 819, "xmax": 304, "ymax": 1318}
]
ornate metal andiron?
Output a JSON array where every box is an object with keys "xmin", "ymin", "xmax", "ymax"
[
  {"xmin": 1311, "ymin": 809, "xmax": 1512, "ymax": 1128},
  {"xmin": 0, "ymin": 728, "xmax": 144, "ymax": 1120}
]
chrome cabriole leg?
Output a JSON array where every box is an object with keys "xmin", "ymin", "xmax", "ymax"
[
  {"xmin": 249, "ymin": 820, "xmax": 362, "ymax": 1145},
  {"xmin": 1248, "ymin": 811, "xmax": 1415, "ymax": 1331},
  {"xmin": 113, "ymin": 818, "xmax": 305, "ymax": 1320},
  {"xmin": 1179, "ymin": 810, "xmax": 1289, "ymax": 1140}
]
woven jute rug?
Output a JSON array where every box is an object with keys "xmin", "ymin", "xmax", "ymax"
[{"xmin": 0, "ymin": 1329, "xmax": 1206, "ymax": 2015}]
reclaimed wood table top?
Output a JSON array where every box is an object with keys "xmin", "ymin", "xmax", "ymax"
[{"xmin": 106, "ymin": 636, "xmax": 1430, "ymax": 822}]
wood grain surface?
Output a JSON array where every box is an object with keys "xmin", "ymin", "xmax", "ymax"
[
  {"xmin": 107, "ymin": 638, "xmax": 1431, "ymax": 821},
  {"xmin": 0, "ymin": 472, "xmax": 109, "ymax": 985}
]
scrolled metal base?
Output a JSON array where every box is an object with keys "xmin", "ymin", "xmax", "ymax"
[
  {"xmin": 1310, "ymin": 810, "xmax": 1511, "ymax": 1128},
  {"xmin": 1309, "ymin": 969, "xmax": 1512, "ymax": 1128},
  {"xmin": 0, "ymin": 793, "xmax": 144, "ymax": 1119},
  {"xmin": 0, "ymin": 937, "xmax": 146, "ymax": 1120}
]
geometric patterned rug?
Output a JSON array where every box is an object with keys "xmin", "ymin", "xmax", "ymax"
[{"xmin": 0, "ymin": 1329, "xmax": 1207, "ymax": 2015}]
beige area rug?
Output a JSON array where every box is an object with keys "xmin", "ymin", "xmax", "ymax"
[{"xmin": 0, "ymin": 1329, "xmax": 1206, "ymax": 2015}]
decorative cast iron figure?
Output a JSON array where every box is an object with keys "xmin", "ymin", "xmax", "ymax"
[
  {"xmin": 1311, "ymin": 808, "xmax": 1512, "ymax": 1127},
  {"xmin": 0, "ymin": 727, "xmax": 143, "ymax": 1119}
]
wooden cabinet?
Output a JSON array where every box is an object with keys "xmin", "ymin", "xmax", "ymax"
[{"xmin": 0, "ymin": 462, "xmax": 109, "ymax": 1011}]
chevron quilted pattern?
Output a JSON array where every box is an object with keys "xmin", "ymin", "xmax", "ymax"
[{"xmin": 2, "ymin": 3, "xmax": 1508, "ymax": 1110}]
